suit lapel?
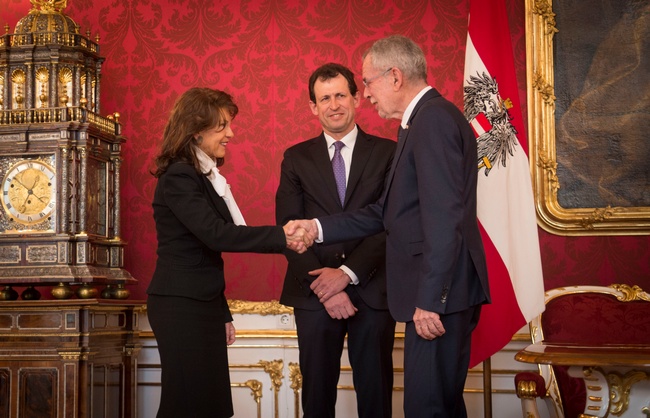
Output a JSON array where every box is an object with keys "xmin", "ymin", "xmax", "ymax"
[
  {"xmin": 309, "ymin": 135, "xmax": 343, "ymax": 208},
  {"xmin": 345, "ymin": 128, "xmax": 373, "ymax": 204},
  {"xmin": 383, "ymin": 88, "xmax": 440, "ymax": 196},
  {"xmin": 202, "ymin": 176, "xmax": 234, "ymax": 223}
]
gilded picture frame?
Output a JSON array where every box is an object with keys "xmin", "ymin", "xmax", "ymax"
[{"xmin": 526, "ymin": 0, "xmax": 650, "ymax": 235}]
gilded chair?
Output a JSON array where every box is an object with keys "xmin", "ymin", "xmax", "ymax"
[{"xmin": 514, "ymin": 284, "xmax": 650, "ymax": 418}]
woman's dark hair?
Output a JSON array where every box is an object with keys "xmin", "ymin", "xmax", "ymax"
[{"xmin": 153, "ymin": 87, "xmax": 238, "ymax": 178}]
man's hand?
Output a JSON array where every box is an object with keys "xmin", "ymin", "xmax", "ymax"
[
  {"xmin": 285, "ymin": 219, "xmax": 318, "ymax": 248},
  {"xmin": 323, "ymin": 292, "xmax": 357, "ymax": 319},
  {"xmin": 413, "ymin": 307, "xmax": 445, "ymax": 340},
  {"xmin": 283, "ymin": 221, "xmax": 311, "ymax": 253},
  {"xmin": 309, "ymin": 267, "xmax": 350, "ymax": 303}
]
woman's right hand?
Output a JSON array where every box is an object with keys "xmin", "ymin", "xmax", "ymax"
[{"xmin": 225, "ymin": 322, "xmax": 236, "ymax": 345}]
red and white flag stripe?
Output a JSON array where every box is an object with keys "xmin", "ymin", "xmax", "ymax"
[
  {"xmin": 470, "ymin": 112, "xmax": 492, "ymax": 138},
  {"xmin": 464, "ymin": 0, "xmax": 545, "ymax": 368}
]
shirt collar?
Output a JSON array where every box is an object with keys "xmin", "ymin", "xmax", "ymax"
[
  {"xmin": 193, "ymin": 145, "xmax": 218, "ymax": 174},
  {"xmin": 401, "ymin": 86, "xmax": 432, "ymax": 129},
  {"xmin": 324, "ymin": 124, "xmax": 358, "ymax": 150}
]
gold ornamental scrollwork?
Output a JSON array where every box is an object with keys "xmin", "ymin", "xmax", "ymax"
[
  {"xmin": 244, "ymin": 379, "xmax": 263, "ymax": 403},
  {"xmin": 259, "ymin": 359, "xmax": 283, "ymax": 418},
  {"xmin": 531, "ymin": 71, "xmax": 555, "ymax": 106},
  {"xmin": 289, "ymin": 362, "xmax": 302, "ymax": 418},
  {"xmin": 228, "ymin": 299, "xmax": 293, "ymax": 315},
  {"xmin": 537, "ymin": 155, "xmax": 559, "ymax": 192},
  {"xmin": 610, "ymin": 284, "xmax": 650, "ymax": 302},
  {"xmin": 579, "ymin": 206, "xmax": 620, "ymax": 230},
  {"xmin": 289, "ymin": 362, "xmax": 302, "ymax": 392},
  {"xmin": 232, "ymin": 379, "xmax": 263, "ymax": 418},
  {"xmin": 30, "ymin": 0, "xmax": 68, "ymax": 13},
  {"xmin": 605, "ymin": 369, "xmax": 650, "ymax": 416},
  {"xmin": 531, "ymin": 0, "xmax": 558, "ymax": 36},
  {"xmin": 259, "ymin": 359, "xmax": 284, "ymax": 392}
]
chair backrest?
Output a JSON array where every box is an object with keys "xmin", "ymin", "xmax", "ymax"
[{"xmin": 527, "ymin": 284, "xmax": 650, "ymax": 418}]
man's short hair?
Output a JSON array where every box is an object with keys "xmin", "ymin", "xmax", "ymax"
[
  {"xmin": 308, "ymin": 63, "xmax": 359, "ymax": 102},
  {"xmin": 363, "ymin": 35, "xmax": 428, "ymax": 83}
]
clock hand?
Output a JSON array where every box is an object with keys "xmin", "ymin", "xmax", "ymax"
[
  {"xmin": 19, "ymin": 195, "xmax": 29, "ymax": 213},
  {"xmin": 29, "ymin": 175, "xmax": 40, "ymax": 190},
  {"xmin": 33, "ymin": 193, "xmax": 49, "ymax": 204},
  {"xmin": 12, "ymin": 176, "xmax": 30, "ymax": 190}
]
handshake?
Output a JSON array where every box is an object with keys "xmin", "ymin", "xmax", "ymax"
[{"xmin": 282, "ymin": 219, "xmax": 319, "ymax": 254}]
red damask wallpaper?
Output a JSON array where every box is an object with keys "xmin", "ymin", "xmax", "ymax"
[{"xmin": 2, "ymin": 0, "xmax": 649, "ymax": 301}]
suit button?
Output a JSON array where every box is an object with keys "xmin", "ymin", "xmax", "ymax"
[{"xmin": 386, "ymin": 229, "xmax": 390, "ymax": 235}]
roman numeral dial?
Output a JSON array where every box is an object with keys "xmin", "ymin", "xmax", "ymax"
[{"xmin": 2, "ymin": 161, "xmax": 56, "ymax": 225}]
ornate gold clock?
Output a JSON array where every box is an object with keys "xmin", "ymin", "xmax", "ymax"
[
  {"xmin": 0, "ymin": 1, "xmax": 136, "ymax": 299},
  {"xmin": 2, "ymin": 159, "xmax": 56, "ymax": 228}
]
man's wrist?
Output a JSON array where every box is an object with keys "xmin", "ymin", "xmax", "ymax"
[{"xmin": 339, "ymin": 265, "xmax": 358, "ymax": 285}]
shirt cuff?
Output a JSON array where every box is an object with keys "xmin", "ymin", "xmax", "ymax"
[
  {"xmin": 339, "ymin": 265, "xmax": 359, "ymax": 285},
  {"xmin": 314, "ymin": 218, "xmax": 324, "ymax": 243}
]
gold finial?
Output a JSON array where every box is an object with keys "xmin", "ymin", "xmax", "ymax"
[
  {"xmin": 113, "ymin": 112, "xmax": 120, "ymax": 123},
  {"xmin": 4, "ymin": 24, "xmax": 8, "ymax": 34},
  {"xmin": 30, "ymin": 0, "xmax": 68, "ymax": 13}
]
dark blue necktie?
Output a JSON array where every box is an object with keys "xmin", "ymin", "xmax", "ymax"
[{"xmin": 332, "ymin": 141, "xmax": 346, "ymax": 206}]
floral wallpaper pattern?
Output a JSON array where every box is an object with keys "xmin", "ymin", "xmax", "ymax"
[{"xmin": 2, "ymin": 0, "xmax": 648, "ymax": 301}]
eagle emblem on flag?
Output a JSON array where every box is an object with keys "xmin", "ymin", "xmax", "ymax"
[{"xmin": 463, "ymin": 71, "xmax": 519, "ymax": 176}]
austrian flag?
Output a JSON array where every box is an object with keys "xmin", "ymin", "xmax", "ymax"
[
  {"xmin": 470, "ymin": 112, "xmax": 493, "ymax": 138},
  {"xmin": 463, "ymin": 0, "xmax": 546, "ymax": 368}
]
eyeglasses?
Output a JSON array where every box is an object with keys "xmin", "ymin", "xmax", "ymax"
[{"xmin": 362, "ymin": 67, "xmax": 392, "ymax": 87}]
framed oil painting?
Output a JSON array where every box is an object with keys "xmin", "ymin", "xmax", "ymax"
[{"xmin": 526, "ymin": 0, "xmax": 649, "ymax": 235}]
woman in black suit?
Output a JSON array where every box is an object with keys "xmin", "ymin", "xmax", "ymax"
[{"xmin": 147, "ymin": 87, "xmax": 304, "ymax": 418}]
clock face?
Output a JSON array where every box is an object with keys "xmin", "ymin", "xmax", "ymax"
[{"xmin": 2, "ymin": 160, "xmax": 56, "ymax": 225}]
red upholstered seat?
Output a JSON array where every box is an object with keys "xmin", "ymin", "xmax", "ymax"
[
  {"xmin": 514, "ymin": 284, "xmax": 650, "ymax": 418},
  {"xmin": 542, "ymin": 292, "xmax": 650, "ymax": 346}
]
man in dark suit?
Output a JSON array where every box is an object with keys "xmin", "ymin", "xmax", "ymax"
[
  {"xmin": 276, "ymin": 63, "xmax": 396, "ymax": 418},
  {"xmin": 291, "ymin": 36, "xmax": 491, "ymax": 417}
]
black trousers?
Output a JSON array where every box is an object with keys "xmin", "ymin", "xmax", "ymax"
[
  {"xmin": 147, "ymin": 294, "xmax": 233, "ymax": 418},
  {"xmin": 294, "ymin": 287, "xmax": 396, "ymax": 418},
  {"xmin": 403, "ymin": 305, "xmax": 482, "ymax": 418}
]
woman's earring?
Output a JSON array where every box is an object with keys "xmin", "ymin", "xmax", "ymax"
[{"xmin": 195, "ymin": 135, "xmax": 203, "ymax": 144}]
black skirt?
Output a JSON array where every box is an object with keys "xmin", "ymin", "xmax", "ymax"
[{"xmin": 147, "ymin": 294, "xmax": 233, "ymax": 418}]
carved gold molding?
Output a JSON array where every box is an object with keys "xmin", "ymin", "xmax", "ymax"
[
  {"xmin": 30, "ymin": 0, "xmax": 68, "ymax": 13},
  {"xmin": 232, "ymin": 379, "xmax": 262, "ymax": 418},
  {"xmin": 610, "ymin": 284, "xmax": 650, "ymax": 302},
  {"xmin": 289, "ymin": 362, "xmax": 302, "ymax": 418},
  {"xmin": 259, "ymin": 359, "xmax": 283, "ymax": 392},
  {"xmin": 244, "ymin": 379, "xmax": 263, "ymax": 402},
  {"xmin": 516, "ymin": 380, "xmax": 538, "ymax": 398},
  {"xmin": 228, "ymin": 299, "xmax": 293, "ymax": 315},
  {"xmin": 259, "ymin": 360, "xmax": 283, "ymax": 418},
  {"xmin": 606, "ymin": 369, "xmax": 649, "ymax": 416},
  {"xmin": 140, "ymin": 300, "xmax": 293, "ymax": 315},
  {"xmin": 526, "ymin": 0, "xmax": 650, "ymax": 235}
]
